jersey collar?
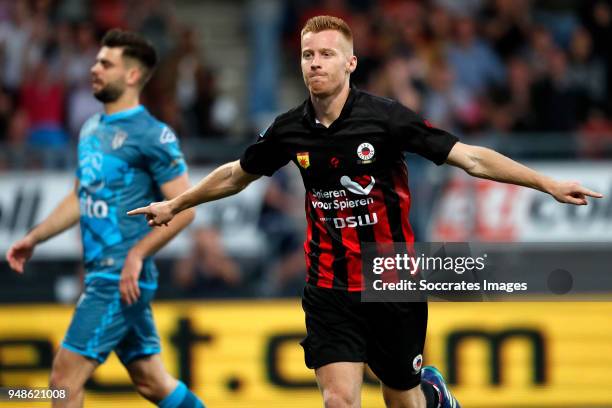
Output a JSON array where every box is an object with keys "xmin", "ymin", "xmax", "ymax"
[
  {"xmin": 303, "ymin": 85, "xmax": 358, "ymax": 129},
  {"xmin": 100, "ymin": 105, "xmax": 145, "ymax": 124}
]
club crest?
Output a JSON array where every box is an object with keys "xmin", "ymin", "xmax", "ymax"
[
  {"xmin": 111, "ymin": 130, "xmax": 128, "ymax": 150},
  {"xmin": 297, "ymin": 152, "xmax": 310, "ymax": 169}
]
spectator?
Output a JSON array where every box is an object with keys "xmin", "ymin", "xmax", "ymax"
[
  {"xmin": 580, "ymin": 1, "xmax": 612, "ymax": 113},
  {"xmin": 247, "ymin": 0, "xmax": 283, "ymax": 133},
  {"xmin": 422, "ymin": 58, "xmax": 481, "ymax": 134},
  {"xmin": 566, "ymin": 26, "xmax": 607, "ymax": 117},
  {"xmin": 579, "ymin": 108, "xmax": 612, "ymax": 157},
  {"xmin": 424, "ymin": 5, "xmax": 453, "ymax": 63},
  {"xmin": 486, "ymin": 57, "xmax": 536, "ymax": 132},
  {"xmin": 173, "ymin": 227, "xmax": 244, "ymax": 298},
  {"xmin": 525, "ymin": 26, "xmax": 556, "ymax": 80},
  {"xmin": 483, "ymin": 0, "xmax": 532, "ymax": 60},
  {"xmin": 166, "ymin": 26, "xmax": 218, "ymax": 138},
  {"xmin": 367, "ymin": 53, "xmax": 422, "ymax": 112},
  {"xmin": 130, "ymin": 0, "xmax": 177, "ymax": 58},
  {"xmin": 446, "ymin": 16, "xmax": 506, "ymax": 95},
  {"xmin": 434, "ymin": 0, "xmax": 485, "ymax": 18},
  {"xmin": 65, "ymin": 22, "xmax": 98, "ymax": 87},
  {"xmin": 0, "ymin": 0, "xmax": 34, "ymax": 92},
  {"xmin": 19, "ymin": 59, "xmax": 68, "ymax": 148},
  {"xmin": 256, "ymin": 169, "xmax": 305, "ymax": 297},
  {"xmin": 91, "ymin": 0, "xmax": 127, "ymax": 31},
  {"xmin": 347, "ymin": 13, "xmax": 381, "ymax": 88},
  {"xmin": 531, "ymin": 48, "xmax": 580, "ymax": 131},
  {"xmin": 505, "ymin": 57, "xmax": 536, "ymax": 131}
]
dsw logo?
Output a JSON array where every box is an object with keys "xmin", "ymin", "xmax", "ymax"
[
  {"xmin": 80, "ymin": 195, "xmax": 109, "ymax": 218},
  {"xmin": 333, "ymin": 213, "xmax": 378, "ymax": 229}
]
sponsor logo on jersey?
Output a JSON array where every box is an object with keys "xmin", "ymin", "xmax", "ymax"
[
  {"xmin": 413, "ymin": 354, "xmax": 423, "ymax": 373},
  {"xmin": 160, "ymin": 127, "xmax": 177, "ymax": 144},
  {"xmin": 340, "ymin": 175, "xmax": 375, "ymax": 195},
  {"xmin": 111, "ymin": 130, "xmax": 128, "ymax": 150},
  {"xmin": 80, "ymin": 194, "xmax": 109, "ymax": 218},
  {"xmin": 80, "ymin": 152, "xmax": 105, "ymax": 193},
  {"xmin": 297, "ymin": 152, "xmax": 310, "ymax": 169},
  {"xmin": 332, "ymin": 213, "xmax": 378, "ymax": 229},
  {"xmin": 357, "ymin": 142, "xmax": 375, "ymax": 163}
]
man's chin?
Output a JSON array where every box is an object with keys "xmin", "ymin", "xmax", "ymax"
[
  {"xmin": 93, "ymin": 90, "xmax": 120, "ymax": 103},
  {"xmin": 309, "ymin": 86, "xmax": 332, "ymax": 98}
]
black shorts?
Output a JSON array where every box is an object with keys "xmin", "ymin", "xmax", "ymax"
[{"xmin": 300, "ymin": 284, "xmax": 428, "ymax": 390}]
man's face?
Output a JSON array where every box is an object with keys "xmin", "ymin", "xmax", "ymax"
[
  {"xmin": 301, "ymin": 30, "xmax": 356, "ymax": 97},
  {"xmin": 90, "ymin": 46, "xmax": 129, "ymax": 103}
]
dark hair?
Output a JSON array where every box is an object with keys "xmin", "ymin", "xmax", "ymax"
[{"xmin": 101, "ymin": 29, "xmax": 158, "ymax": 84}]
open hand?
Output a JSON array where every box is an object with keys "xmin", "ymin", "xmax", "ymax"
[
  {"xmin": 6, "ymin": 236, "xmax": 37, "ymax": 274},
  {"xmin": 120, "ymin": 252, "xmax": 143, "ymax": 305}
]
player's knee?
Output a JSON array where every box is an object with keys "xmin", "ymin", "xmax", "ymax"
[
  {"xmin": 323, "ymin": 387, "xmax": 359, "ymax": 408},
  {"xmin": 133, "ymin": 372, "xmax": 174, "ymax": 402},
  {"xmin": 49, "ymin": 356, "xmax": 67, "ymax": 387},
  {"xmin": 48, "ymin": 369, "xmax": 67, "ymax": 390},
  {"xmin": 49, "ymin": 364, "xmax": 81, "ymax": 393}
]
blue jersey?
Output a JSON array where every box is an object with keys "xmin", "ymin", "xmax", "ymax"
[{"xmin": 76, "ymin": 105, "xmax": 186, "ymax": 286}]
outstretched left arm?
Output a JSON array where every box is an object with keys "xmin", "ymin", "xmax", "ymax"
[{"xmin": 446, "ymin": 142, "xmax": 604, "ymax": 205}]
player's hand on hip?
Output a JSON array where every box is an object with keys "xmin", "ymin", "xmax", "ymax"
[
  {"xmin": 5, "ymin": 236, "xmax": 36, "ymax": 274},
  {"xmin": 549, "ymin": 181, "xmax": 603, "ymax": 205},
  {"xmin": 120, "ymin": 251, "xmax": 143, "ymax": 305},
  {"xmin": 127, "ymin": 201, "xmax": 174, "ymax": 227}
]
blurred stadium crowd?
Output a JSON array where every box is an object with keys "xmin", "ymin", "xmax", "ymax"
[
  {"xmin": 1, "ymin": 0, "xmax": 612, "ymax": 301},
  {"xmin": 1, "ymin": 0, "xmax": 612, "ymax": 163},
  {"xmin": 284, "ymin": 0, "xmax": 612, "ymax": 143},
  {"xmin": 0, "ymin": 0, "xmax": 221, "ymax": 170}
]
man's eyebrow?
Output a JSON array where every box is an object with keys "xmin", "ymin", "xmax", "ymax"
[{"xmin": 302, "ymin": 47, "xmax": 336, "ymax": 53}]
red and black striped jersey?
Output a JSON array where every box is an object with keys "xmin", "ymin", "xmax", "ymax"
[{"xmin": 240, "ymin": 88, "xmax": 458, "ymax": 291}]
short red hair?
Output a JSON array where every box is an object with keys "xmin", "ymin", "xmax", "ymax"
[{"xmin": 301, "ymin": 15, "xmax": 353, "ymax": 46}]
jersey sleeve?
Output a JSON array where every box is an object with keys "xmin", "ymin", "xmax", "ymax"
[
  {"xmin": 143, "ymin": 126, "xmax": 187, "ymax": 185},
  {"xmin": 389, "ymin": 102, "xmax": 458, "ymax": 165},
  {"xmin": 239, "ymin": 121, "xmax": 290, "ymax": 176}
]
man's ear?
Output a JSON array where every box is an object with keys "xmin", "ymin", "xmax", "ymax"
[
  {"xmin": 347, "ymin": 55, "xmax": 357, "ymax": 74},
  {"xmin": 126, "ymin": 66, "xmax": 142, "ymax": 87}
]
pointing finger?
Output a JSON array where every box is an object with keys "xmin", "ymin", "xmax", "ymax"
[
  {"xmin": 127, "ymin": 207, "xmax": 150, "ymax": 216},
  {"xmin": 579, "ymin": 187, "xmax": 603, "ymax": 198}
]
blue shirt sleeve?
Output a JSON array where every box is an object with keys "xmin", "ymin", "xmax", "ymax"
[{"xmin": 142, "ymin": 125, "xmax": 187, "ymax": 185}]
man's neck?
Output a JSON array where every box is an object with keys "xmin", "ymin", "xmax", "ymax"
[
  {"xmin": 104, "ymin": 93, "xmax": 140, "ymax": 115},
  {"xmin": 311, "ymin": 83, "xmax": 350, "ymax": 128}
]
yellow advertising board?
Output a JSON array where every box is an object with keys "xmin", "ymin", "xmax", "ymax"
[{"xmin": 1, "ymin": 301, "xmax": 611, "ymax": 407}]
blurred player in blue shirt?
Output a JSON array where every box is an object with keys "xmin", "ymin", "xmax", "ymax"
[{"xmin": 6, "ymin": 30, "xmax": 204, "ymax": 408}]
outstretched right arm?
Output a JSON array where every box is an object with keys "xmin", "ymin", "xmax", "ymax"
[
  {"xmin": 128, "ymin": 160, "xmax": 261, "ymax": 226},
  {"xmin": 6, "ymin": 179, "xmax": 80, "ymax": 273}
]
